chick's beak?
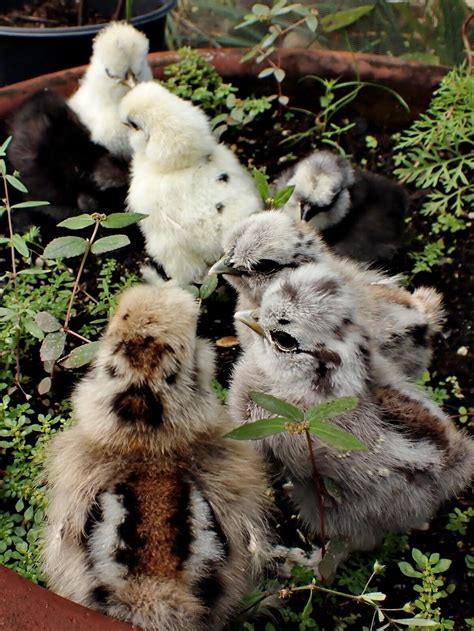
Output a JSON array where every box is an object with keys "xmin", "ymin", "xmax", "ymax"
[
  {"xmin": 234, "ymin": 310, "xmax": 265, "ymax": 337},
  {"xmin": 208, "ymin": 255, "xmax": 241, "ymax": 276},
  {"xmin": 122, "ymin": 70, "xmax": 137, "ymax": 89}
]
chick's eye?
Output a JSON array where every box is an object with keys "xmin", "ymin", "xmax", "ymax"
[
  {"xmin": 127, "ymin": 119, "xmax": 140, "ymax": 131},
  {"xmin": 251, "ymin": 259, "xmax": 281, "ymax": 274},
  {"xmin": 105, "ymin": 68, "xmax": 119, "ymax": 80},
  {"xmin": 270, "ymin": 330, "xmax": 299, "ymax": 352}
]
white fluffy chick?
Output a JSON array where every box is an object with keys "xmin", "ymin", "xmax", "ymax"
[
  {"xmin": 120, "ymin": 81, "xmax": 262, "ymax": 285},
  {"xmin": 43, "ymin": 284, "xmax": 271, "ymax": 631},
  {"xmin": 278, "ymin": 150, "xmax": 408, "ymax": 262},
  {"xmin": 211, "ymin": 211, "xmax": 444, "ymax": 378},
  {"xmin": 228, "ymin": 264, "xmax": 473, "ymax": 552},
  {"xmin": 69, "ymin": 22, "xmax": 152, "ymax": 159}
]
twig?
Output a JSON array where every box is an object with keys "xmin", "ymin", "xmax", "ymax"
[
  {"xmin": 304, "ymin": 429, "xmax": 327, "ymax": 557},
  {"xmin": 462, "ymin": 13, "xmax": 474, "ymax": 72},
  {"xmin": 15, "ymin": 15, "xmax": 61, "ymax": 25},
  {"xmin": 64, "ymin": 328, "xmax": 91, "ymax": 344},
  {"xmin": 112, "ymin": 0, "xmax": 125, "ymax": 21}
]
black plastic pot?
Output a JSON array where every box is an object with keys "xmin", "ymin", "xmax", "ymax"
[{"xmin": 0, "ymin": 0, "xmax": 176, "ymax": 86}]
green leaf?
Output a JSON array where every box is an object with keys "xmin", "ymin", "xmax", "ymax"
[
  {"xmin": 101, "ymin": 212, "xmax": 148, "ymax": 229},
  {"xmin": 306, "ymin": 396, "xmax": 359, "ymax": 423},
  {"xmin": 309, "ymin": 420, "xmax": 367, "ymax": 451},
  {"xmin": 225, "ymin": 417, "xmax": 288, "ymax": 440},
  {"xmin": 360, "ymin": 591, "xmax": 386, "ymax": 602},
  {"xmin": 398, "ymin": 561, "xmax": 423, "ymax": 578},
  {"xmin": 305, "ymin": 14, "xmax": 318, "ymax": 32},
  {"xmin": 91, "ymin": 234, "xmax": 130, "ymax": 254},
  {"xmin": 37, "ymin": 377, "xmax": 52, "ymax": 395},
  {"xmin": 61, "ymin": 342, "xmax": 99, "ymax": 369},
  {"xmin": 0, "ymin": 307, "xmax": 16, "ymax": 321},
  {"xmin": 252, "ymin": 3, "xmax": 270, "ymax": 17},
  {"xmin": 249, "ymin": 391, "xmax": 304, "ymax": 421},
  {"xmin": 199, "ymin": 273, "xmax": 218, "ymax": 300},
  {"xmin": 24, "ymin": 505, "xmax": 34, "ymax": 522},
  {"xmin": 273, "ymin": 185, "xmax": 295, "ymax": 208},
  {"xmin": 391, "ymin": 620, "xmax": 437, "ymax": 627},
  {"xmin": 431, "ymin": 558, "xmax": 452, "ymax": 573},
  {"xmin": 0, "ymin": 136, "xmax": 12, "ymax": 155},
  {"xmin": 35, "ymin": 311, "xmax": 61, "ymax": 333},
  {"xmin": 274, "ymin": 68, "xmax": 286, "ymax": 83},
  {"xmin": 24, "ymin": 318, "xmax": 45, "ymax": 340},
  {"xmin": 11, "ymin": 201, "xmax": 50, "ymax": 209},
  {"xmin": 43, "ymin": 236, "xmax": 87, "ymax": 259},
  {"xmin": 57, "ymin": 214, "xmax": 95, "ymax": 230},
  {"xmin": 11, "ymin": 234, "xmax": 29, "ymax": 258},
  {"xmin": 412, "ymin": 548, "xmax": 427, "ymax": 566},
  {"xmin": 0, "ymin": 159, "xmax": 6, "ymax": 175},
  {"xmin": 5, "ymin": 174, "xmax": 28, "ymax": 193},
  {"xmin": 258, "ymin": 67, "xmax": 274, "ymax": 79},
  {"xmin": 40, "ymin": 331, "xmax": 66, "ymax": 362},
  {"xmin": 321, "ymin": 5, "xmax": 374, "ymax": 32},
  {"xmin": 252, "ymin": 169, "xmax": 270, "ymax": 201},
  {"xmin": 15, "ymin": 498, "xmax": 24, "ymax": 512}
]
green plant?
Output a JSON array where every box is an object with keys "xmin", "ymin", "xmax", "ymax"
[
  {"xmin": 163, "ymin": 48, "xmax": 274, "ymax": 135},
  {"xmin": 398, "ymin": 548, "xmax": 455, "ymax": 628},
  {"xmin": 445, "ymin": 506, "xmax": 474, "ymax": 536},
  {"xmin": 252, "ymin": 168, "xmax": 295, "ymax": 208},
  {"xmin": 393, "ymin": 65, "xmax": 474, "ymax": 274}
]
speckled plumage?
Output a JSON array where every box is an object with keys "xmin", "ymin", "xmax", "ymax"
[
  {"xmin": 215, "ymin": 211, "xmax": 444, "ymax": 377},
  {"xmin": 278, "ymin": 150, "xmax": 408, "ymax": 263},
  {"xmin": 120, "ymin": 81, "xmax": 262, "ymax": 285},
  {"xmin": 228, "ymin": 265, "xmax": 473, "ymax": 552},
  {"xmin": 43, "ymin": 284, "xmax": 272, "ymax": 631}
]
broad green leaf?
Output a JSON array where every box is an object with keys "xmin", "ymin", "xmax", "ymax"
[
  {"xmin": 37, "ymin": 377, "xmax": 52, "ymax": 395},
  {"xmin": 24, "ymin": 318, "xmax": 45, "ymax": 340},
  {"xmin": 91, "ymin": 234, "xmax": 130, "ymax": 254},
  {"xmin": 35, "ymin": 311, "xmax": 61, "ymax": 333},
  {"xmin": 412, "ymin": 548, "xmax": 427, "ymax": 566},
  {"xmin": 5, "ymin": 174, "xmax": 28, "ymax": 193},
  {"xmin": 274, "ymin": 68, "xmax": 285, "ymax": 83},
  {"xmin": 199, "ymin": 273, "xmax": 218, "ymax": 300},
  {"xmin": 309, "ymin": 420, "xmax": 366, "ymax": 451},
  {"xmin": 11, "ymin": 201, "xmax": 50, "ymax": 209},
  {"xmin": 252, "ymin": 169, "xmax": 270, "ymax": 201},
  {"xmin": 43, "ymin": 236, "xmax": 87, "ymax": 259},
  {"xmin": 258, "ymin": 67, "xmax": 274, "ymax": 79},
  {"xmin": 0, "ymin": 307, "xmax": 16, "ymax": 321},
  {"xmin": 40, "ymin": 331, "xmax": 66, "ymax": 362},
  {"xmin": 391, "ymin": 620, "xmax": 436, "ymax": 627},
  {"xmin": 321, "ymin": 5, "xmax": 374, "ymax": 32},
  {"xmin": 318, "ymin": 537, "xmax": 351, "ymax": 582},
  {"xmin": 305, "ymin": 14, "xmax": 318, "ymax": 32},
  {"xmin": 61, "ymin": 341, "xmax": 99, "ymax": 369},
  {"xmin": 306, "ymin": 396, "xmax": 359, "ymax": 423},
  {"xmin": 24, "ymin": 505, "xmax": 34, "ymax": 522},
  {"xmin": 0, "ymin": 159, "xmax": 5, "ymax": 175},
  {"xmin": 252, "ymin": 3, "xmax": 270, "ymax": 17},
  {"xmin": 0, "ymin": 136, "xmax": 12, "ymax": 155},
  {"xmin": 57, "ymin": 214, "xmax": 95, "ymax": 230},
  {"xmin": 250, "ymin": 391, "xmax": 304, "ymax": 421},
  {"xmin": 17, "ymin": 267, "xmax": 48, "ymax": 276},
  {"xmin": 273, "ymin": 185, "xmax": 295, "ymax": 208},
  {"xmin": 431, "ymin": 558, "xmax": 452, "ymax": 573},
  {"xmin": 398, "ymin": 561, "xmax": 423, "ymax": 578},
  {"xmin": 225, "ymin": 417, "xmax": 288, "ymax": 440},
  {"xmin": 101, "ymin": 212, "xmax": 148, "ymax": 229},
  {"xmin": 11, "ymin": 234, "xmax": 29, "ymax": 258}
]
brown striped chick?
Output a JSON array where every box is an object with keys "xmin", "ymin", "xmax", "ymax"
[
  {"xmin": 42, "ymin": 284, "xmax": 272, "ymax": 631},
  {"xmin": 228, "ymin": 264, "xmax": 473, "ymax": 553},
  {"xmin": 210, "ymin": 211, "xmax": 444, "ymax": 378}
]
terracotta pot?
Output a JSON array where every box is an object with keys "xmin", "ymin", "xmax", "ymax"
[
  {"xmin": 0, "ymin": 48, "xmax": 448, "ymax": 124},
  {"xmin": 0, "ymin": 0, "xmax": 176, "ymax": 86},
  {"xmin": 0, "ymin": 47, "xmax": 449, "ymax": 629}
]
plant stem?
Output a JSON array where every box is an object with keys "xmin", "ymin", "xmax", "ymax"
[
  {"xmin": 304, "ymin": 428, "xmax": 327, "ymax": 557},
  {"xmin": 77, "ymin": 0, "xmax": 85, "ymax": 26},
  {"xmin": 2, "ymin": 175, "xmax": 16, "ymax": 280},
  {"xmin": 462, "ymin": 13, "xmax": 474, "ymax": 71},
  {"xmin": 63, "ymin": 219, "xmax": 100, "ymax": 332},
  {"xmin": 64, "ymin": 328, "xmax": 91, "ymax": 344}
]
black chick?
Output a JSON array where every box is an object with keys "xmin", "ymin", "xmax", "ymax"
[
  {"xmin": 278, "ymin": 150, "xmax": 409, "ymax": 264},
  {"xmin": 7, "ymin": 89, "xmax": 128, "ymax": 231}
]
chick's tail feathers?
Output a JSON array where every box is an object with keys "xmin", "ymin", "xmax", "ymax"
[{"xmin": 412, "ymin": 286, "xmax": 445, "ymax": 332}]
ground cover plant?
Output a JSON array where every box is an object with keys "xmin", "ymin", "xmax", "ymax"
[{"xmin": 0, "ymin": 46, "xmax": 473, "ymax": 629}]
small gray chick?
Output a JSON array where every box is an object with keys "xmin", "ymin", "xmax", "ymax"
[
  {"xmin": 277, "ymin": 150, "xmax": 408, "ymax": 263},
  {"xmin": 42, "ymin": 284, "xmax": 271, "ymax": 631},
  {"xmin": 228, "ymin": 264, "xmax": 473, "ymax": 552},
  {"xmin": 210, "ymin": 211, "xmax": 444, "ymax": 379}
]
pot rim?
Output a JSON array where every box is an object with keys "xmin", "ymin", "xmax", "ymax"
[{"xmin": 0, "ymin": 0, "xmax": 176, "ymax": 36}]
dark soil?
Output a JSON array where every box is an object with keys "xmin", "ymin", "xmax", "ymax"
[
  {"xmin": 0, "ymin": 0, "xmax": 113, "ymax": 28},
  {"xmin": 2, "ymin": 97, "xmax": 472, "ymax": 628}
]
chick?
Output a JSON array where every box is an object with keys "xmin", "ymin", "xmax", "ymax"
[
  {"xmin": 211, "ymin": 211, "xmax": 444, "ymax": 378},
  {"xmin": 69, "ymin": 22, "xmax": 152, "ymax": 159},
  {"xmin": 228, "ymin": 264, "xmax": 473, "ymax": 552},
  {"xmin": 120, "ymin": 82, "xmax": 262, "ymax": 285},
  {"xmin": 42, "ymin": 284, "xmax": 271, "ymax": 631},
  {"xmin": 277, "ymin": 150, "xmax": 408, "ymax": 263},
  {"xmin": 7, "ymin": 89, "xmax": 128, "ymax": 229}
]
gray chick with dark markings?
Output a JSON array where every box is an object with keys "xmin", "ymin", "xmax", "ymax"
[
  {"xmin": 42, "ymin": 284, "xmax": 272, "ymax": 631},
  {"xmin": 228, "ymin": 264, "xmax": 473, "ymax": 553},
  {"xmin": 278, "ymin": 150, "xmax": 408, "ymax": 263}
]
